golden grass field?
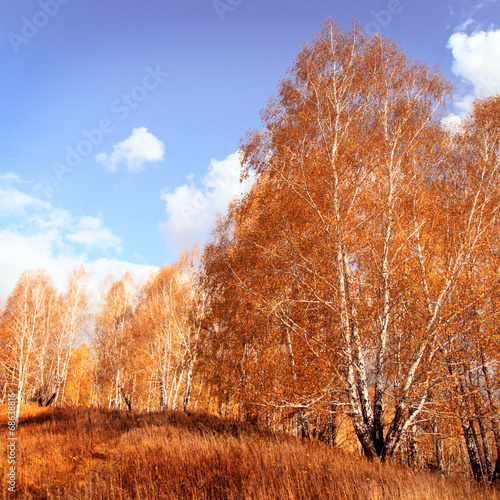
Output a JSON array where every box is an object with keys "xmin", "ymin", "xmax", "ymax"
[{"xmin": 1, "ymin": 404, "xmax": 499, "ymax": 499}]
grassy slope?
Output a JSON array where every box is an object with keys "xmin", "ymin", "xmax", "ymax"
[{"xmin": 1, "ymin": 405, "xmax": 499, "ymax": 500}]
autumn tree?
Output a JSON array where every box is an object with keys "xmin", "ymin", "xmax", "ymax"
[
  {"xmin": 92, "ymin": 273, "xmax": 137, "ymax": 409},
  {"xmin": 31, "ymin": 275, "xmax": 59, "ymax": 406},
  {"xmin": 133, "ymin": 250, "xmax": 205, "ymax": 412},
  {"xmin": 438, "ymin": 94, "xmax": 500, "ymax": 481},
  {"xmin": 0, "ymin": 270, "xmax": 56, "ymax": 421},
  {"xmin": 0, "ymin": 266, "xmax": 90, "ymax": 414},
  {"xmin": 64, "ymin": 343, "xmax": 93, "ymax": 406},
  {"xmin": 200, "ymin": 19, "xmax": 500, "ymax": 463},
  {"xmin": 53, "ymin": 266, "xmax": 90, "ymax": 406},
  {"xmin": 199, "ymin": 206, "xmax": 343, "ymax": 431}
]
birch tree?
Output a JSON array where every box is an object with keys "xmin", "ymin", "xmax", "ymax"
[
  {"xmin": 54, "ymin": 266, "xmax": 90, "ymax": 406},
  {"xmin": 92, "ymin": 273, "xmax": 136, "ymax": 409},
  {"xmin": 133, "ymin": 250, "xmax": 203, "ymax": 412},
  {"xmin": 200, "ymin": 21, "xmax": 500, "ymax": 460},
  {"xmin": 0, "ymin": 270, "xmax": 55, "ymax": 422}
]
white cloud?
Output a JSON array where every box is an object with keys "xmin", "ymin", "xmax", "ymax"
[
  {"xmin": 454, "ymin": 18, "xmax": 475, "ymax": 33},
  {"xmin": 0, "ymin": 175, "xmax": 52, "ymax": 215},
  {"xmin": 85, "ymin": 258, "xmax": 155, "ymax": 300},
  {"xmin": 0, "ymin": 229, "xmax": 58, "ymax": 300},
  {"xmin": 95, "ymin": 127, "xmax": 165, "ymax": 173},
  {"xmin": 66, "ymin": 216, "xmax": 122, "ymax": 252},
  {"xmin": 0, "ymin": 175, "xmax": 154, "ymax": 304},
  {"xmin": 160, "ymin": 151, "xmax": 255, "ymax": 254},
  {"xmin": 0, "ymin": 228, "xmax": 154, "ymax": 306},
  {"xmin": 441, "ymin": 113, "xmax": 464, "ymax": 132},
  {"xmin": 33, "ymin": 208, "xmax": 73, "ymax": 229},
  {"xmin": 451, "ymin": 0, "xmax": 500, "ymax": 30},
  {"xmin": 448, "ymin": 29, "xmax": 500, "ymax": 111},
  {"xmin": 0, "ymin": 173, "xmax": 24, "ymax": 183}
]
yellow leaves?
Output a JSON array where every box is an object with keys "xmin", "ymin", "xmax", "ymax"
[
  {"xmin": 194, "ymin": 19, "xmax": 500, "ymax": 460},
  {"xmin": 65, "ymin": 343, "xmax": 93, "ymax": 406}
]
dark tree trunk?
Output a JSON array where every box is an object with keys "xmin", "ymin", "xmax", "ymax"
[
  {"xmin": 463, "ymin": 418, "xmax": 484, "ymax": 482},
  {"xmin": 478, "ymin": 417, "xmax": 493, "ymax": 481},
  {"xmin": 318, "ymin": 410, "xmax": 338, "ymax": 446},
  {"xmin": 121, "ymin": 389, "xmax": 133, "ymax": 411},
  {"xmin": 297, "ymin": 409, "xmax": 310, "ymax": 439}
]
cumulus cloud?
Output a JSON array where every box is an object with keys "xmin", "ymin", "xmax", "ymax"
[
  {"xmin": 0, "ymin": 175, "xmax": 154, "ymax": 303},
  {"xmin": 0, "ymin": 174, "xmax": 52, "ymax": 215},
  {"xmin": 85, "ymin": 258, "xmax": 155, "ymax": 300},
  {"xmin": 66, "ymin": 216, "xmax": 122, "ymax": 252},
  {"xmin": 95, "ymin": 127, "xmax": 165, "ymax": 173},
  {"xmin": 160, "ymin": 151, "xmax": 255, "ymax": 254},
  {"xmin": 448, "ymin": 29, "xmax": 500, "ymax": 111},
  {"xmin": 0, "ymin": 227, "xmax": 154, "ymax": 305},
  {"xmin": 0, "ymin": 229, "xmax": 59, "ymax": 300}
]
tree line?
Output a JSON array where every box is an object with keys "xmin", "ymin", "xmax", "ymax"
[{"xmin": 2, "ymin": 19, "xmax": 500, "ymax": 483}]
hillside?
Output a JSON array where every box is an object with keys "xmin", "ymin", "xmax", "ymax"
[{"xmin": 1, "ymin": 405, "xmax": 499, "ymax": 499}]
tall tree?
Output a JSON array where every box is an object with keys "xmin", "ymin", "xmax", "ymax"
[
  {"xmin": 441, "ymin": 94, "xmax": 500, "ymax": 481},
  {"xmin": 54, "ymin": 266, "xmax": 90, "ymax": 406},
  {"xmin": 201, "ymin": 20, "xmax": 500, "ymax": 461}
]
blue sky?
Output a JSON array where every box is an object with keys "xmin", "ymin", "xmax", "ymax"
[{"xmin": 1, "ymin": 0, "xmax": 499, "ymax": 300}]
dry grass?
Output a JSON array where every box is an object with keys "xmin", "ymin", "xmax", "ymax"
[{"xmin": 1, "ymin": 405, "xmax": 499, "ymax": 499}]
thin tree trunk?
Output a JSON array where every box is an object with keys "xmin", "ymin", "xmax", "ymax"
[
  {"xmin": 463, "ymin": 418, "xmax": 484, "ymax": 482},
  {"xmin": 298, "ymin": 409, "xmax": 310, "ymax": 439},
  {"xmin": 193, "ymin": 375, "xmax": 204, "ymax": 411},
  {"xmin": 471, "ymin": 419, "xmax": 487, "ymax": 479},
  {"xmin": 408, "ymin": 424, "xmax": 419, "ymax": 470},
  {"xmin": 183, "ymin": 360, "xmax": 196, "ymax": 412},
  {"xmin": 433, "ymin": 420, "xmax": 446, "ymax": 475},
  {"xmin": 478, "ymin": 417, "xmax": 493, "ymax": 480},
  {"xmin": 171, "ymin": 369, "xmax": 184, "ymax": 411},
  {"xmin": 206, "ymin": 384, "xmax": 212, "ymax": 413}
]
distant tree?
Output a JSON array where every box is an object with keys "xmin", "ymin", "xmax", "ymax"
[
  {"xmin": 53, "ymin": 266, "xmax": 90, "ymax": 406},
  {"xmin": 0, "ymin": 270, "xmax": 55, "ymax": 421},
  {"xmin": 64, "ymin": 343, "xmax": 93, "ymax": 406},
  {"xmin": 92, "ymin": 273, "xmax": 136, "ymax": 409},
  {"xmin": 133, "ymin": 250, "xmax": 204, "ymax": 412}
]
